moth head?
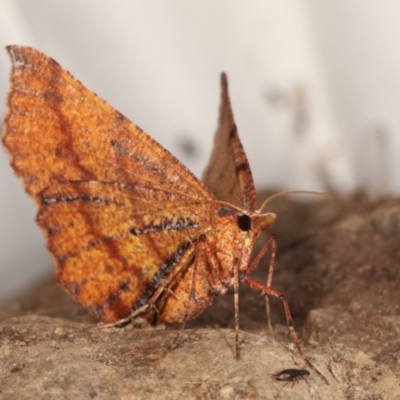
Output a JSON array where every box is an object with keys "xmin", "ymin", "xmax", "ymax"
[
  {"xmin": 218, "ymin": 190, "xmax": 323, "ymax": 239},
  {"xmin": 248, "ymin": 212, "xmax": 276, "ymax": 234}
]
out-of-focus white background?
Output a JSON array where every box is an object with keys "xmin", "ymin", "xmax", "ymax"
[{"xmin": 1, "ymin": 1, "xmax": 400, "ymax": 303}]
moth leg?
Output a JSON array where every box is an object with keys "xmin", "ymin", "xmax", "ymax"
[
  {"xmin": 193, "ymin": 236, "xmax": 241, "ymax": 358},
  {"xmin": 189, "ymin": 239, "xmax": 202, "ymax": 301},
  {"xmin": 108, "ymin": 241, "xmax": 198, "ymax": 329},
  {"xmin": 243, "ymin": 277, "xmax": 304, "ymax": 359},
  {"xmin": 233, "ymin": 257, "xmax": 240, "ymax": 359},
  {"xmin": 244, "ymin": 279, "xmax": 329, "ymax": 384},
  {"xmin": 189, "ymin": 237, "xmax": 246, "ymax": 359},
  {"xmin": 246, "ymin": 234, "xmax": 277, "ymax": 338},
  {"xmin": 246, "ymin": 234, "xmax": 277, "ymax": 279},
  {"xmin": 164, "ymin": 239, "xmax": 221, "ymax": 357},
  {"xmin": 165, "ymin": 287, "xmax": 180, "ymax": 301},
  {"xmin": 102, "ymin": 303, "xmax": 151, "ymax": 328},
  {"xmin": 243, "ymin": 234, "xmax": 305, "ymax": 359},
  {"xmin": 190, "ymin": 234, "xmax": 225, "ymax": 301},
  {"xmin": 163, "ymin": 237, "xmax": 227, "ymax": 358}
]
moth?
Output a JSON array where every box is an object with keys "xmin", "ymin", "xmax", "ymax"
[{"xmin": 3, "ymin": 46, "xmax": 315, "ymax": 358}]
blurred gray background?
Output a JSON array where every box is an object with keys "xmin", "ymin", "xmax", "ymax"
[{"xmin": 1, "ymin": 1, "xmax": 400, "ymax": 303}]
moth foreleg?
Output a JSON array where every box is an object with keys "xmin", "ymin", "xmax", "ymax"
[
  {"xmin": 244, "ymin": 278, "xmax": 328, "ymax": 383},
  {"xmin": 191, "ymin": 237, "xmax": 242, "ymax": 359},
  {"xmin": 243, "ymin": 277, "xmax": 305, "ymax": 360},
  {"xmin": 102, "ymin": 303, "xmax": 151, "ymax": 328},
  {"xmin": 245, "ymin": 234, "xmax": 277, "ymax": 337},
  {"xmin": 189, "ymin": 235, "xmax": 225, "ymax": 301},
  {"xmin": 246, "ymin": 233, "xmax": 277, "ymax": 284}
]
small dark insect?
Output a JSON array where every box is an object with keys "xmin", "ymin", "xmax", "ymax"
[{"xmin": 274, "ymin": 368, "xmax": 310, "ymax": 382}]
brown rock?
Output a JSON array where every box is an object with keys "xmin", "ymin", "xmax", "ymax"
[{"xmin": 1, "ymin": 194, "xmax": 400, "ymax": 399}]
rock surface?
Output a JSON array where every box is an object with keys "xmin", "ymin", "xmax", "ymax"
[{"xmin": 1, "ymin": 194, "xmax": 400, "ymax": 399}]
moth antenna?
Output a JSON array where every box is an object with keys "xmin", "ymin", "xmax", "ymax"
[
  {"xmin": 258, "ymin": 190, "xmax": 325, "ymax": 213},
  {"xmin": 217, "ymin": 200, "xmax": 247, "ymax": 213}
]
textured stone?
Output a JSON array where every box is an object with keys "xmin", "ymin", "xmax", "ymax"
[{"xmin": 1, "ymin": 194, "xmax": 400, "ymax": 399}]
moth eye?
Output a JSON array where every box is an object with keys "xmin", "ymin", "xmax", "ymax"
[{"xmin": 238, "ymin": 214, "xmax": 251, "ymax": 231}]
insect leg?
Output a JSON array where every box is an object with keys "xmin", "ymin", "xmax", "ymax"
[
  {"xmin": 246, "ymin": 233, "xmax": 277, "ymax": 282},
  {"xmin": 190, "ymin": 237, "xmax": 243, "ymax": 359},
  {"xmin": 245, "ymin": 234, "xmax": 277, "ymax": 338},
  {"xmin": 190, "ymin": 235, "xmax": 226, "ymax": 299},
  {"xmin": 102, "ymin": 303, "xmax": 151, "ymax": 328},
  {"xmin": 204, "ymin": 242, "xmax": 240, "ymax": 359},
  {"xmin": 163, "ymin": 238, "xmax": 223, "ymax": 356},
  {"xmin": 233, "ymin": 258, "xmax": 240, "ymax": 359},
  {"xmin": 243, "ymin": 280, "xmax": 329, "ymax": 384},
  {"xmin": 189, "ymin": 236, "xmax": 211, "ymax": 301},
  {"xmin": 243, "ymin": 277, "xmax": 305, "ymax": 360},
  {"xmin": 195, "ymin": 237, "xmax": 245, "ymax": 359},
  {"xmin": 244, "ymin": 238, "xmax": 329, "ymax": 384}
]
